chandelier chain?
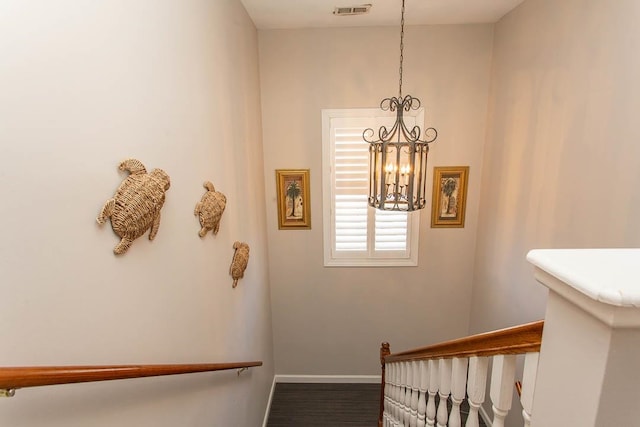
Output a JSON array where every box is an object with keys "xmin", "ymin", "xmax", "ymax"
[{"xmin": 399, "ymin": 0, "xmax": 405, "ymax": 99}]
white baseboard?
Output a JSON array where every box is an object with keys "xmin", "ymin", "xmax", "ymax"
[
  {"xmin": 275, "ymin": 374, "xmax": 381, "ymax": 384},
  {"xmin": 261, "ymin": 376, "xmax": 277, "ymax": 427},
  {"xmin": 479, "ymin": 405, "xmax": 491, "ymax": 425}
]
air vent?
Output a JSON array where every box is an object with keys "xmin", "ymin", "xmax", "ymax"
[{"xmin": 333, "ymin": 4, "xmax": 372, "ymax": 16}]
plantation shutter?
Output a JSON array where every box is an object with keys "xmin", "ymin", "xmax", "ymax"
[
  {"xmin": 334, "ymin": 127, "xmax": 369, "ymax": 251},
  {"xmin": 374, "ymin": 210, "xmax": 408, "ymax": 251},
  {"xmin": 323, "ymin": 109, "xmax": 419, "ymax": 266},
  {"xmin": 331, "ymin": 119, "xmax": 409, "ymax": 256}
]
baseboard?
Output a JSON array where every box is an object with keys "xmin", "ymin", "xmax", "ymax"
[
  {"xmin": 274, "ymin": 374, "xmax": 381, "ymax": 384},
  {"xmin": 261, "ymin": 376, "xmax": 277, "ymax": 427},
  {"xmin": 479, "ymin": 405, "xmax": 491, "ymax": 425}
]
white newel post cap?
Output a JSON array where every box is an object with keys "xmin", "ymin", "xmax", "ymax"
[
  {"xmin": 527, "ymin": 249, "xmax": 640, "ymax": 426},
  {"xmin": 527, "ymin": 248, "xmax": 640, "ymax": 327}
]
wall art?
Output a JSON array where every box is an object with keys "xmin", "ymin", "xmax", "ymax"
[
  {"xmin": 275, "ymin": 169, "xmax": 311, "ymax": 229},
  {"xmin": 194, "ymin": 181, "xmax": 226, "ymax": 237},
  {"xmin": 230, "ymin": 241, "xmax": 250, "ymax": 288},
  {"xmin": 431, "ymin": 166, "xmax": 469, "ymax": 228},
  {"xmin": 97, "ymin": 158, "xmax": 171, "ymax": 254}
]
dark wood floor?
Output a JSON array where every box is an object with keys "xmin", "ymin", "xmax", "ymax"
[
  {"xmin": 266, "ymin": 383, "xmax": 487, "ymax": 427},
  {"xmin": 267, "ymin": 383, "xmax": 380, "ymax": 426}
]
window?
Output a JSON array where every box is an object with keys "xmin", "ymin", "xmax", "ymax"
[{"xmin": 322, "ymin": 108, "xmax": 422, "ymax": 267}]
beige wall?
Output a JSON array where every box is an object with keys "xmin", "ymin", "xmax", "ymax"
[
  {"xmin": 469, "ymin": 0, "xmax": 640, "ymax": 426},
  {"xmin": 0, "ymin": 1, "xmax": 273, "ymax": 426},
  {"xmin": 471, "ymin": 0, "xmax": 640, "ymax": 331},
  {"xmin": 472, "ymin": 2, "xmax": 640, "ymax": 424},
  {"xmin": 259, "ymin": 25, "xmax": 494, "ymax": 374}
]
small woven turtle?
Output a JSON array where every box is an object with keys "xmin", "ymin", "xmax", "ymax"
[
  {"xmin": 97, "ymin": 158, "xmax": 171, "ymax": 255},
  {"xmin": 230, "ymin": 241, "xmax": 250, "ymax": 288},
  {"xmin": 194, "ymin": 181, "xmax": 227, "ymax": 237}
]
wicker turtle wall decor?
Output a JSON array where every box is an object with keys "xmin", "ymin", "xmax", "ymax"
[
  {"xmin": 96, "ymin": 158, "xmax": 171, "ymax": 255},
  {"xmin": 230, "ymin": 241, "xmax": 250, "ymax": 288},
  {"xmin": 194, "ymin": 181, "xmax": 227, "ymax": 237}
]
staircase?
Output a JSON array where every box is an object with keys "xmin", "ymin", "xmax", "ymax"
[
  {"xmin": 379, "ymin": 249, "xmax": 640, "ymax": 426},
  {"xmin": 265, "ymin": 249, "xmax": 640, "ymax": 427}
]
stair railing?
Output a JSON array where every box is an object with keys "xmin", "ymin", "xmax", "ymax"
[
  {"xmin": 0, "ymin": 361, "xmax": 262, "ymax": 397},
  {"xmin": 379, "ymin": 320, "xmax": 543, "ymax": 427}
]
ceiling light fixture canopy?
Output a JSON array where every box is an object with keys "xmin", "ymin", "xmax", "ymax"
[{"xmin": 364, "ymin": 0, "xmax": 437, "ymax": 212}]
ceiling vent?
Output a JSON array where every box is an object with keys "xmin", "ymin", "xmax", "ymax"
[{"xmin": 333, "ymin": 4, "xmax": 372, "ymax": 16}]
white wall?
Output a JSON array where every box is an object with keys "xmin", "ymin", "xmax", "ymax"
[
  {"xmin": 472, "ymin": 0, "xmax": 640, "ymax": 424},
  {"xmin": 471, "ymin": 0, "xmax": 640, "ymax": 334},
  {"xmin": 259, "ymin": 25, "xmax": 494, "ymax": 374},
  {"xmin": 0, "ymin": 1, "xmax": 273, "ymax": 426}
]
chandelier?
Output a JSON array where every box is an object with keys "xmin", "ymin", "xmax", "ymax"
[{"xmin": 363, "ymin": 0, "xmax": 437, "ymax": 212}]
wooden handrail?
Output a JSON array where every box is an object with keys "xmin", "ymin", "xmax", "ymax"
[
  {"xmin": 384, "ymin": 320, "xmax": 543, "ymax": 363},
  {"xmin": 379, "ymin": 322, "xmax": 543, "ymax": 427},
  {"xmin": 0, "ymin": 361, "xmax": 262, "ymax": 392}
]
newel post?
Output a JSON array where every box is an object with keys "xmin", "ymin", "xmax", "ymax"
[
  {"xmin": 527, "ymin": 249, "xmax": 640, "ymax": 426},
  {"xmin": 379, "ymin": 342, "xmax": 391, "ymax": 427}
]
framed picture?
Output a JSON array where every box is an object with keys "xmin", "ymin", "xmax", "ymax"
[
  {"xmin": 276, "ymin": 169, "xmax": 311, "ymax": 229},
  {"xmin": 431, "ymin": 166, "xmax": 469, "ymax": 228}
]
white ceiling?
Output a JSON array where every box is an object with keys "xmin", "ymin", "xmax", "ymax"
[{"xmin": 240, "ymin": 0, "xmax": 525, "ymax": 30}]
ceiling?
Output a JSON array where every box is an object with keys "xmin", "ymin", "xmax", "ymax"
[{"xmin": 240, "ymin": 0, "xmax": 525, "ymax": 30}]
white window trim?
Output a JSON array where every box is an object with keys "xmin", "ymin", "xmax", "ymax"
[{"xmin": 321, "ymin": 108, "xmax": 423, "ymax": 267}]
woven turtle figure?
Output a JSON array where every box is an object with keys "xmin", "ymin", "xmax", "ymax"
[
  {"xmin": 194, "ymin": 181, "xmax": 227, "ymax": 237},
  {"xmin": 97, "ymin": 158, "xmax": 171, "ymax": 255},
  {"xmin": 230, "ymin": 241, "xmax": 250, "ymax": 288}
]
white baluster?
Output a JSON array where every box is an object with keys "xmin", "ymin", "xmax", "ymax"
[
  {"xmin": 436, "ymin": 358, "xmax": 452, "ymax": 427},
  {"xmin": 465, "ymin": 356, "xmax": 489, "ymax": 427},
  {"xmin": 385, "ymin": 362, "xmax": 393, "ymax": 426},
  {"xmin": 391, "ymin": 362, "xmax": 400, "ymax": 424},
  {"xmin": 490, "ymin": 355, "xmax": 516, "ymax": 427},
  {"xmin": 404, "ymin": 361, "xmax": 412, "ymax": 426},
  {"xmin": 449, "ymin": 357, "xmax": 469, "ymax": 427},
  {"xmin": 426, "ymin": 359, "xmax": 439, "ymax": 427},
  {"xmin": 387, "ymin": 363, "xmax": 394, "ymax": 424},
  {"xmin": 384, "ymin": 363, "xmax": 390, "ymax": 424},
  {"xmin": 400, "ymin": 361, "xmax": 408, "ymax": 426},
  {"xmin": 520, "ymin": 352, "xmax": 539, "ymax": 427},
  {"xmin": 410, "ymin": 360, "xmax": 419, "ymax": 427},
  {"xmin": 397, "ymin": 361, "xmax": 404, "ymax": 426},
  {"xmin": 417, "ymin": 360, "xmax": 428, "ymax": 427}
]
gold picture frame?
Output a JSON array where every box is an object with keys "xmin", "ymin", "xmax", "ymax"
[
  {"xmin": 276, "ymin": 169, "xmax": 311, "ymax": 230},
  {"xmin": 431, "ymin": 166, "xmax": 469, "ymax": 228}
]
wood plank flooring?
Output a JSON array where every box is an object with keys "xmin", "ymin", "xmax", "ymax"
[{"xmin": 267, "ymin": 383, "xmax": 380, "ymax": 426}]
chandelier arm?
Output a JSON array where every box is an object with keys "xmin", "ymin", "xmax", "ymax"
[
  {"xmin": 380, "ymin": 97, "xmax": 397, "ymax": 112},
  {"xmin": 403, "ymin": 125, "xmax": 422, "ymax": 143},
  {"xmin": 397, "ymin": 108, "xmax": 420, "ymax": 143},
  {"xmin": 363, "ymin": 127, "xmax": 376, "ymax": 143},
  {"xmin": 376, "ymin": 121, "xmax": 402, "ymax": 144},
  {"xmin": 406, "ymin": 95, "xmax": 421, "ymax": 110},
  {"xmin": 422, "ymin": 127, "xmax": 438, "ymax": 144}
]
